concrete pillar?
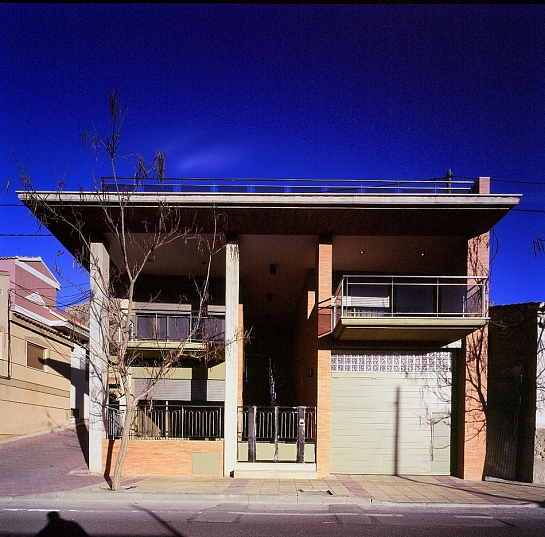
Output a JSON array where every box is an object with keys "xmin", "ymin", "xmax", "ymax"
[
  {"xmin": 88, "ymin": 241, "xmax": 110, "ymax": 474},
  {"xmin": 224, "ymin": 239, "xmax": 240, "ymax": 476}
]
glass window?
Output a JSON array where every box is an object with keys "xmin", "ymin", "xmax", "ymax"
[
  {"xmin": 137, "ymin": 315, "xmax": 167, "ymax": 340},
  {"xmin": 168, "ymin": 316, "xmax": 190, "ymax": 340}
]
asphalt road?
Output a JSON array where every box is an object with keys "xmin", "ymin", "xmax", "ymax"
[{"xmin": 2, "ymin": 499, "xmax": 545, "ymax": 537}]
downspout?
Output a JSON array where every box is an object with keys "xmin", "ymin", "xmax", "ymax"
[{"xmin": 1, "ymin": 290, "xmax": 12, "ymax": 380}]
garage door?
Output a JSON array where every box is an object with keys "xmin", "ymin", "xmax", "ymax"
[{"xmin": 330, "ymin": 351, "xmax": 452, "ymax": 475}]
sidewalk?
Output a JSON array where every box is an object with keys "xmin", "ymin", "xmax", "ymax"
[{"xmin": 2, "ymin": 427, "xmax": 545, "ymax": 507}]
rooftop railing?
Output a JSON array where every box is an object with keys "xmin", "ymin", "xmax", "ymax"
[
  {"xmin": 101, "ymin": 177, "xmax": 477, "ymax": 195},
  {"xmin": 333, "ymin": 275, "xmax": 487, "ymax": 328}
]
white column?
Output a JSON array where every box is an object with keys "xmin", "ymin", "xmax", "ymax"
[
  {"xmin": 88, "ymin": 241, "xmax": 110, "ymax": 474},
  {"xmin": 224, "ymin": 239, "xmax": 240, "ymax": 476}
]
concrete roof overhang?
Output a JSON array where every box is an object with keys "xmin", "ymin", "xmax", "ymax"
[
  {"xmin": 17, "ymin": 192, "xmax": 521, "ymax": 263},
  {"xmin": 18, "ymin": 190, "xmax": 519, "ymax": 337}
]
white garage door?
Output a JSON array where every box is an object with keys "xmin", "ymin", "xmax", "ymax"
[{"xmin": 330, "ymin": 351, "xmax": 452, "ymax": 475}]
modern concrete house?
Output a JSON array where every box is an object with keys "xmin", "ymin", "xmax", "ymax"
[
  {"xmin": 0, "ymin": 257, "xmax": 88, "ymax": 440},
  {"xmin": 18, "ymin": 175, "xmax": 519, "ymax": 480}
]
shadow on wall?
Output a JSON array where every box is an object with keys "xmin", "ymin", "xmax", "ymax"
[{"xmin": 41, "ymin": 357, "xmax": 71, "ymax": 381}]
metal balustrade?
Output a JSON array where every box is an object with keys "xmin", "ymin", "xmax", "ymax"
[
  {"xmin": 332, "ymin": 275, "xmax": 487, "ymax": 328},
  {"xmin": 237, "ymin": 406, "xmax": 316, "ymax": 463},
  {"xmin": 101, "ymin": 177, "xmax": 476, "ymax": 195},
  {"xmin": 106, "ymin": 404, "xmax": 223, "ymax": 440},
  {"xmin": 238, "ymin": 406, "xmax": 317, "ymax": 442},
  {"xmin": 118, "ymin": 313, "xmax": 225, "ymax": 344}
]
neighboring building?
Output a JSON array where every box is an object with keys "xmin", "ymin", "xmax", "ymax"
[
  {"xmin": 486, "ymin": 302, "xmax": 545, "ymax": 483},
  {"xmin": 0, "ymin": 257, "xmax": 88, "ymax": 440},
  {"xmin": 19, "ymin": 176, "xmax": 519, "ymax": 479}
]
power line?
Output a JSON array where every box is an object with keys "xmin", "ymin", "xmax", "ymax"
[
  {"xmin": 0, "ymin": 233, "xmax": 53, "ymax": 237},
  {"xmin": 492, "ymin": 178, "xmax": 545, "ymax": 185},
  {"xmin": 511, "ymin": 208, "xmax": 545, "ymax": 214}
]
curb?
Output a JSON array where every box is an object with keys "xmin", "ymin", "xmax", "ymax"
[{"xmin": 0, "ymin": 490, "xmax": 541, "ymax": 509}]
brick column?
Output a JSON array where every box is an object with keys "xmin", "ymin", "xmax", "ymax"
[
  {"xmin": 316, "ymin": 236, "xmax": 332, "ymax": 477},
  {"xmin": 463, "ymin": 231, "xmax": 490, "ymax": 480}
]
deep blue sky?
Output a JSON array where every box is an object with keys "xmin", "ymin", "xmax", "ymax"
[{"xmin": 1, "ymin": 4, "xmax": 544, "ymax": 309}]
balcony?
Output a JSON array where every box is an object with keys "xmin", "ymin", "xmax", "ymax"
[
  {"xmin": 117, "ymin": 305, "xmax": 225, "ymax": 352},
  {"xmin": 332, "ymin": 275, "xmax": 488, "ymax": 344}
]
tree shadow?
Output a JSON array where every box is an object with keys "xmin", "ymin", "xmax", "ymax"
[
  {"xmin": 103, "ymin": 439, "xmax": 115, "ymax": 488},
  {"xmin": 134, "ymin": 505, "xmax": 187, "ymax": 536}
]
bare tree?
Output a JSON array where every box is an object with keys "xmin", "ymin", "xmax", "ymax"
[
  {"xmin": 534, "ymin": 234, "xmax": 545, "ymax": 256},
  {"xmin": 15, "ymin": 91, "xmax": 243, "ymax": 490}
]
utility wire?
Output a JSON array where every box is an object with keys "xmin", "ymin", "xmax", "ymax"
[{"xmin": 0, "ymin": 233, "xmax": 53, "ymax": 237}]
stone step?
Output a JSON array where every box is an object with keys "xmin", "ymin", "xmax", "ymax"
[{"xmin": 233, "ymin": 462, "xmax": 318, "ymax": 479}]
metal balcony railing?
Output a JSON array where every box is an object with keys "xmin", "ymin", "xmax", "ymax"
[
  {"xmin": 101, "ymin": 177, "xmax": 477, "ymax": 195},
  {"xmin": 332, "ymin": 275, "xmax": 487, "ymax": 329},
  {"xmin": 106, "ymin": 404, "xmax": 223, "ymax": 440},
  {"xmin": 119, "ymin": 312, "xmax": 225, "ymax": 344}
]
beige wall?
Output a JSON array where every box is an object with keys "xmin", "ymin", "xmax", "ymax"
[{"xmin": 0, "ymin": 313, "xmax": 73, "ymax": 439}]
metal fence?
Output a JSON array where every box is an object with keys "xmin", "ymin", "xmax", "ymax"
[
  {"xmin": 106, "ymin": 404, "xmax": 223, "ymax": 440},
  {"xmin": 101, "ymin": 177, "xmax": 476, "ymax": 195},
  {"xmin": 238, "ymin": 406, "xmax": 317, "ymax": 443}
]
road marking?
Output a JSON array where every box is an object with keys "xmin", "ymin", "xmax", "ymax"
[
  {"xmin": 454, "ymin": 515, "xmax": 494, "ymax": 520},
  {"xmin": 371, "ymin": 514, "xmax": 404, "ymax": 517},
  {"xmin": 1, "ymin": 508, "xmax": 141, "ymax": 514},
  {"xmin": 228, "ymin": 511, "xmax": 403, "ymax": 517},
  {"xmin": 228, "ymin": 512, "xmax": 346, "ymax": 517}
]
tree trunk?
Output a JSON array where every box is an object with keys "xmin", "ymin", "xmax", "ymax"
[{"xmin": 111, "ymin": 400, "xmax": 134, "ymax": 490}]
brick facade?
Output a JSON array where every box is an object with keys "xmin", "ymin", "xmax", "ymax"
[
  {"xmin": 316, "ymin": 239, "xmax": 332, "ymax": 477},
  {"xmin": 462, "ymin": 230, "xmax": 490, "ymax": 479},
  {"xmin": 102, "ymin": 440, "xmax": 224, "ymax": 477}
]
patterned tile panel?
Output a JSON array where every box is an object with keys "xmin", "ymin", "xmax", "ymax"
[{"xmin": 331, "ymin": 350, "xmax": 452, "ymax": 372}]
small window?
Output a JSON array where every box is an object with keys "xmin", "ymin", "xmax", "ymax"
[{"xmin": 27, "ymin": 342, "xmax": 46, "ymax": 370}]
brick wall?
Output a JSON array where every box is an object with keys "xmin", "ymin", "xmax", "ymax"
[
  {"xmin": 316, "ymin": 239, "xmax": 332, "ymax": 477},
  {"xmin": 462, "ymin": 231, "xmax": 490, "ymax": 480},
  {"xmin": 102, "ymin": 440, "xmax": 224, "ymax": 477}
]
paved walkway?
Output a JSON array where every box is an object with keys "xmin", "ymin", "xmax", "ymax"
[{"xmin": 2, "ymin": 426, "xmax": 545, "ymax": 506}]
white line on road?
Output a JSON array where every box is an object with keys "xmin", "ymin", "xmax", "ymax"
[
  {"xmin": 454, "ymin": 515, "xmax": 494, "ymax": 520},
  {"xmin": 227, "ymin": 511, "xmax": 403, "ymax": 517}
]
